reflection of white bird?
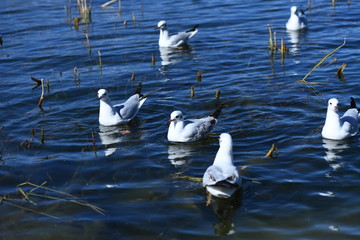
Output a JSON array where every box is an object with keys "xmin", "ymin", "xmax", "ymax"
[
  {"xmin": 98, "ymin": 125, "xmax": 127, "ymax": 156},
  {"xmin": 203, "ymin": 133, "xmax": 241, "ymax": 198},
  {"xmin": 155, "ymin": 20, "xmax": 199, "ymax": 48},
  {"xmin": 322, "ymin": 138, "xmax": 348, "ymax": 171},
  {"xmin": 167, "ymin": 105, "xmax": 222, "ymax": 142},
  {"xmin": 322, "ymin": 98, "xmax": 359, "ymax": 140},
  {"xmin": 167, "ymin": 144, "xmax": 195, "ymax": 166},
  {"xmin": 286, "ymin": 6, "xmax": 308, "ymax": 31},
  {"xmin": 98, "ymin": 83, "xmax": 159, "ymax": 126}
]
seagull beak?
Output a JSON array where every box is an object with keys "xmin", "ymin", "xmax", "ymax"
[
  {"xmin": 168, "ymin": 119, "xmax": 173, "ymax": 123},
  {"xmin": 155, "ymin": 26, "xmax": 160, "ymax": 30}
]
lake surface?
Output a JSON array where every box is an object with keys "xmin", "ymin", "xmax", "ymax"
[{"xmin": 1, "ymin": 0, "xmax": 360, "ymax": 239}]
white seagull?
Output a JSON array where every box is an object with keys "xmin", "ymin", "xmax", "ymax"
[
  {"xmin": 98, "ymin": 83, "xmax": 159, "ymax": 126},
  {"xmin": 322, "ymin": 97, "xmax": 359, "ymax": 140},
  {"xmin": 167, "ymin": 105, "xmax": 222, "ymax": 142},
  {"xmin": 286, "ymin": 6, "xmax": 308, "ymax": 31},
  {"xmin": 203, "ymin": 133, "xmax": 241, "ymax": 198},
  {"xmin": 155, "ymin": 20, "xmax": 199, "ymax": 48}
]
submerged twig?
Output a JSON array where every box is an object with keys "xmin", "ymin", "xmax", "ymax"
[{"xmin": 16, "ymin": 181, "xmax": 105, "ymax": 216}]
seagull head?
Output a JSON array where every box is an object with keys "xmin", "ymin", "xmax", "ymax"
[
  {"xmin": 168, "ymin": 110, "xmax": 184, "ymax": 123},
  {"xmin": 155, "ymin": 20, "xmax": 167, "ymax": 30},
  {"xmin": 290, "ymin": 6, "xmax": 298, "ymax": 14},
  {"xmin": 328, "ymin": 98, "xmax": 339, "ymax": 112},
  {"xmin": 98, "ymin": 89, "xmax": 108, "ymax": 100},
  {"xmin": 219, "ymin": 133, "xmax": 233, "ymax": 150}
]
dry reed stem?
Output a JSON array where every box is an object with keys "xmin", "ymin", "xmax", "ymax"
[
  {"xmin": 267, "ymin": 24, "xmax": 274, "ymax": 51},
  {"xmin": 299, "ymin": 38, "xmax": 346, "ymax": 85},
  {"xmin": 264, "ymin": 143, "xmax": 278, "ymax": 158},
  {"xmin": 151, "ymin": 53, "xmax": 155, "ymax": 65},
  {"xmin": 215, "ymin": 89, "xmax": 221, "ymax": 99},
  {"xmin": 77, "ymin": 0, "xmax": 92, "ymax": 22},
  {"xmin": 337, "ymin": 63, "xmax": 346, "ymax": 79},
  {"xmin": 38, "ymin": 79, "xmax": 44, "ymax": 109},
  {"xmin": 190, "ymin": 85, "xmax": 195, "ymax": 97},
  {"xmin": 100, "ymin": 0, "xmax": 117, "ymax": 8},
  {"xmin": 197, "ymin": 71, "xmax": 203, "ymax": 82}
]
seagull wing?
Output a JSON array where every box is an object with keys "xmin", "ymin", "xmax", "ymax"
[
  {"xmin": 114, "ymin": 94, "xmax": 140, "ymax": 121},
  {"xmin": 182, "ymin": 117, "xmax": 216, "ymax": 141}
]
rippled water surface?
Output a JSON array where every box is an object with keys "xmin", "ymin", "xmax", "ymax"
[{"xmin": 1, "ymin": 0, "xmax": 360, "ymax": 239}]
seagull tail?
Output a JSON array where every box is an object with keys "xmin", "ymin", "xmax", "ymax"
[
  {"xmin": 350, "ymin": 97, "xmax": 357, "ymax": 109},
  {"xmin": 186, "ymin": 24, "xmax": 199, "ymax": 33},
  {"xmin": 133, "ymin": 82, "xmax": 143, "ymax": 95},
  {"xmin": 210, "ymin": 103, "xmax": 223, "ymax": 119},
  {"xmin": 300, "ymin": 8, "xmax": 308, "ymax": 15}
]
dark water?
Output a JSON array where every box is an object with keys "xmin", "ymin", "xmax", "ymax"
[{"xmin": 1, "ymin": 0, "xmax": 360, "ymax": 239}]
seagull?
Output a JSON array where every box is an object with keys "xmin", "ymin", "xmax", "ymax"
[
  {"xmin": 98, "ymin": 83, "xmax": 159, "ymax": 126},
  {"xmin": 167, "ymin": 105, "xmax": 222, "ymax": 142},
  {"xmin": 155, "ymin": 20, "xmax": 199, "ymax": 48},
  {"xmin": 286, "ymin": 6, "xmax": 308, "ymax": 31},
  {"xmin": 203, "ymin": 133, "xmax": 241, "ymax": 198},
  {"xmin": 321, "ymin": 97, "xmax": 359, "ymax": 140}
]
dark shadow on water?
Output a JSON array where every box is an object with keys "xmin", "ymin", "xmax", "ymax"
[{"xmin": 208, "ymin": 188, "xmax": 243, "ymax": 236}]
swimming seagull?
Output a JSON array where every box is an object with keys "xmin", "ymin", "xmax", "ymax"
[
  {"xmin": 203, "ymin": 133, "xmax": 241, "ymax": 198},
  {"xmin": 155, "ymin": 20, "xmax": 199, "ymax": 48},
  {"xmin": 98, "ymin": 83, "xmax": 160, "ymax": 126},
  {"xmin": 286, "ymin": 6, "xmax": 308, "ymax": 31},
  {"xmin": 167, "ymin": 105, "xmax": 222, "ymax": 142},
  {"xmin": 321, "ymin": 97, "xmax": 359, "ymax": 140}
]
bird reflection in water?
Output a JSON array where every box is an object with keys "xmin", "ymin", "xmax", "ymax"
[
  {"xmin": 322, "ymin": 138, "xmax": 349, "ymax": 172},
  {"xmin": 286, "ymin": 30, "xmax": 308, "ymax": 54},
  {"xmin": 159, "ymin": 46, "xmax": 194, "ymax": 72},
  {"xmin": 167, "ymin": 143, "xmax": 197, "ymax": 167},
  {"xmin": 98, "ymin": 124, "xmax": 132, "ymax": 156},
  {"xmin": 207, "ymin": 188, "xmax": 243, "ymax": 236}
]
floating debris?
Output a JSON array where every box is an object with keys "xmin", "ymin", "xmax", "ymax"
[
  {"xmin": 319, "ymin": 191, "xmax": 335, "ymax": 197},
  {"xmin": 329, "ymin": 225, "xmax": 340, "ymax": 232},
  {"xmin": 130, "ymin": 72, "xmax": 135, "ymax": 81}
]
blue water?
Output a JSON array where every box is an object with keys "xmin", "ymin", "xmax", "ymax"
[{"xmin": 1, "ymin": 0, "xmax": 360, "ymax": 239}]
